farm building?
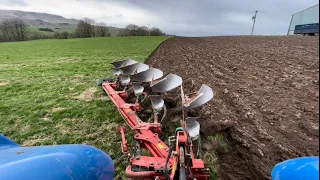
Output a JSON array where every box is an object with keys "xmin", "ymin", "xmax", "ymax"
[{"xmin": 287, "ymin": 4, "xmax": 319, "ymax": 35}]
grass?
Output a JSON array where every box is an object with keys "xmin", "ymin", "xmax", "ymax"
[
  {"xmin": 0, "ymin": 36, "xmax": 170, "ymax": 178},
  {"xmin": 204, "ymin": 133, "xmax": 229, "ymax": 180}
]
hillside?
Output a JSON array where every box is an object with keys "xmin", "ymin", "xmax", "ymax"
[
  {"xmin": 0, "ymin": 10, "xmax": 79, "ymax": 25},
  {"xmin": 0, "ymin": 10, "xmax": 119, "ymax": 36}
]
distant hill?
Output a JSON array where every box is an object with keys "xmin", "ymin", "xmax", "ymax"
[
  {"xmin": 0, "ymin": 10, "xmax": 79, "ymax": 25},
  {"xmin": 0, "ymin": 10, "xmax": 120, "ymax": 36}
]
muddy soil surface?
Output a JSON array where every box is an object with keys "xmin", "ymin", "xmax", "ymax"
[{"xmin": 146, "ymin": 36, "xmax": 319, "ymax": 180}]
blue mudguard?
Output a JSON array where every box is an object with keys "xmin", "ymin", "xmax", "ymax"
[
  {"xmin": 0, "ymin": 135, "xmax": 114, "ymax": 180},
  {"xmin": 272, "ymin": 156, "xmax": 319, "ymax": 180}
]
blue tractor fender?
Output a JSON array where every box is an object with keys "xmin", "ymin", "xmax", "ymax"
[
  {"xmin": 0, "ymin": 135, "xmax": 114, "ymax": 180},
  {"xmin": 272, "ymin": 156, "xmax": 319, "ymax": 180}
]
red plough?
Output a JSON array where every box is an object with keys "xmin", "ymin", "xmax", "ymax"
[{"xmin": 101, "ymin": 59, "xmax": 213, "ymax": 179}]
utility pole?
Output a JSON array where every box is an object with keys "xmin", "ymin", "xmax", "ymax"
[{"xmin": 251, "ymin": 10, "xmax": 258, "ymax": 36}]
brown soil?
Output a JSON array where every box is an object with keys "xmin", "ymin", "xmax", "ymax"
[{"xmin": 146, "ymin": 36, "xmax": 319, "ymax": 180}]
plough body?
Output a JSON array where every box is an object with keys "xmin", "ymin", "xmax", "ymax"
[{"xmin": 102, "ymin": 81, "xmax": 210, "ymax": 179}]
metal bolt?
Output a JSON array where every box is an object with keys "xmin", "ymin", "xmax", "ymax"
[
  {"xmin": 203, "ymin": 168, "xmax": 210, "ymax": 172},
  {"xmin": 172, "ymin": 151, "xmax": 177, "ymax": 156}
]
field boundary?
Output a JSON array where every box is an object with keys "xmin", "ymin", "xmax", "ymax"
[{"xmin": 144, "ymin": 36, "xmax": 175, "ymax": 64}]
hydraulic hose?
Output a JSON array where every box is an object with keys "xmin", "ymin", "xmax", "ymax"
[
  {"xmin": 196, "ymin": 134, "xmax": 201, "ymax": 159},
  {"xmin": 160, "ymin": 105, "xmax": 167, "ymax": 122},
  {"xmin": 164, "ymin": 148, "xmax": 172, "ymax": 180}
]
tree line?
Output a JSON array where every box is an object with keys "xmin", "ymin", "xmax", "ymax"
[
  {"xmin": 74, "ymin": 18, "xmax": 110, "ymax": 38},
  {"xmin": 75, "ymin": 19, "xmax": 163, "ymax": 37},
  {"xmin": 117, "ymin": 24, "xmax": 163, "ymax": 36},
  {"xmin": 0, "ymin": 17, "xmax": 164, "ymax": 43}
]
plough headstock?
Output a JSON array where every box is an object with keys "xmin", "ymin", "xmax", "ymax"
[{"xmin": 101, "ymin": 59, "xmax": 213, "ymax": 180}]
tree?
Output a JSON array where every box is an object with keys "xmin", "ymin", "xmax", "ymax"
[
  {"xmin": 150, "ymin": 27, "xmax": 163, "ymax": 36},
  {"xmin": 53, "ymin": 31, "xmax": 70, "ymax": 39},
  {"xmin": 95, "ymin": 25, "xmax": 109, "ymax": 37},
  {"xmin": 116, "ymin": 28, "xmax": 129, "ymax": 36},
  {"xmin": 38, "ymin": 28, "xmax": 53, "ymax": 32},
  {"xmin": 60, "ymin": 31, "xmax": 70, "ymax": 39},
  {"xmin": 0, "ymin": 18, "xmax": 27, "ymax": 42},
  {"xmin": 116, "ymin": 24, "xmax": 164, "ymax": 37},
  {"xmin": 0, "ymin": 20, "xmax": 12, "ymax": 42},
  {"xmin": 136, "ymin": 26, "xmax": 149, "ymax": 36},
  {"xmin": 27, "ymin": 31, "xmax": 52, "ymax": 40},
  {"xmin": 11, "ymin": 19, "xmax": 27, "ymax": 41},
  {"xmin": 125, "ymin": 24, "xmax": 139, "ymax": 36},
  {"xmin": 53, "ymin": 31, "xmax": 61, "ymax": 39},
  {"xmin": 75, "ymin": 18, "xmax": 95, "ymax": 38}
]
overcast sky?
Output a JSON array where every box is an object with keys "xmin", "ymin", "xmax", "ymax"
[{"xmin": 0, "ymin": 0, "xmax": 318, "ymax": 36}]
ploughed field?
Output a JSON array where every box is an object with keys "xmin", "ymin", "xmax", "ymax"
[{"xmin": 147, "ymin": 36, "xmax": 319, "ymax": 180}]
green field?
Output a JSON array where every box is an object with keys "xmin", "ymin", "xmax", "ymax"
[{"xmin": 0, "ymin": 36, "xmax": 170, "ymax": 178}]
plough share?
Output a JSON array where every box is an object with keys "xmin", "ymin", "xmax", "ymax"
[{"xmin": 101, "ymin": 59, "xmax": 214, "ymax": 180}]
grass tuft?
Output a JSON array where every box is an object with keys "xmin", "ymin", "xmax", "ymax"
[{"xmin": 204, "ymin": 133, "xmax": 229, "ymax": 180}]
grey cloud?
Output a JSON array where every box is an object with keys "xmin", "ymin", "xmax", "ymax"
[
  {"xmin": 0, "ymin": 0, "xmax": 26, "ymax": 6},
  {"xmin": 2, "ymin": 0, "xmax": 318, "ymax": 36},
  {"xmin": 108, "ymin": 0, "xmax": 318, "ymax": 36}
]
